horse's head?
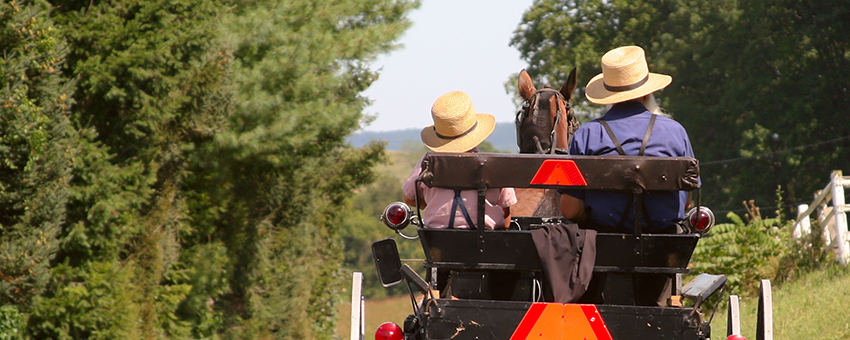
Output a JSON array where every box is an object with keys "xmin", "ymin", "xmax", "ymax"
[{"xmin": 515, "ymin": 68, "xmax": 578, "ymax": 154}]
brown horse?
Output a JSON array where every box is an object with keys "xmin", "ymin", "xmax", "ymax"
[{"xmin": 511, "ymin": 68, "xmax": 579, "ymax": 217}]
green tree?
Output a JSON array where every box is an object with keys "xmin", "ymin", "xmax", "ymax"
[
  {"xmin": 213, "ymin": 1, "xmax": 419, "ymax": 337},
  {"xmin": 0, "ymin": 0, "xmax": 74, "ymax": 318},
  {"xmin": 2, "ymin": 0, "xmax": 417, "ymax": 338},
  {"xmin": 512, "ymin": 0, "xmax": 850, "ymax": 214},
  {"xmin": 31, "ymin": 0, "xmax": 233, "ymax": 338},
  {"xmin": 682, "ymin": 0, "xmax": 850, "ymax": 212}
]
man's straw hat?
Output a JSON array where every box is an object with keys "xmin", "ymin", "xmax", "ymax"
[
  {"xmin": 420, "ymin": 91, "xmax": 495, "ymax": 152},
  {"xmin": 585, "ymin": 46, "xmax": 672, "ymax": 105}
]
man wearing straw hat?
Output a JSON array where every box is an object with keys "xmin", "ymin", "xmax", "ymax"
[
  {"xmin": 559, "ymin": 45, "xmax": 695, "ymax": 234},
  {"xmin": 558, "ymin": 46, "xmax": 696, "ymax": 306},
  {"xmin": 403, "ymin": 91, "xmax": 517, "ymax": 230}
]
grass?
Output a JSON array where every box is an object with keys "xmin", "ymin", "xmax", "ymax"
[
  {"xmin": 709, "ymin": 265, "xmax": 850, "ymax": 340},
  {"xmin": 336, "ymin": 295, "xmax": 413, "ymax": 339}
]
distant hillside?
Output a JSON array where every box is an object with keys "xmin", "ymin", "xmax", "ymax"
[{"xmin": 349, "ymin": 122, "xmax": 518, "ymax": 152}]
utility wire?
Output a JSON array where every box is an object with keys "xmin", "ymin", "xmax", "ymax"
[
  {"xmin": 713, "ymin": 201, "xmax": 801, "ymax": 217},
  {"xmin": 701, "ymin": 135, "xmax": 850, "ymax": 167}
]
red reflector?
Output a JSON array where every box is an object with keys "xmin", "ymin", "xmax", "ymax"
[
  {"xmin": 386, "ymin": 205, "xmax": 407, "ymax": 225},
  {"xmin": 692, "ymin": 210, "xmax": 711, "ymax": 230},
  {"xmin": 530, "ymin": 160, "xmax": 587, "ymax": 186},
  {"xmin": 375, "ymin": 322, "xmax": 403, "ymax": 340},
  {"xmin": 687, "ymin": 207, "xmax": 715, "ymax": 233}
]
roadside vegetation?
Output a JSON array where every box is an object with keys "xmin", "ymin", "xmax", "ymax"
[{"xmin": 691, "ymin": 188, "xmax": 830, "ymax": 296}]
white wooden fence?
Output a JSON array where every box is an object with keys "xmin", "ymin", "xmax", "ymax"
[
  {"xmin": 350, "ymin": 272, "xmax": 365, "ymax": 340},
  {"xmin": 794, "ymin": 170, "xmax": 850, "ymax": 265}
]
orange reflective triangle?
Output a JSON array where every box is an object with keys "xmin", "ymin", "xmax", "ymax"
[
  {"xmin": 510, "ymin": 303, "xmax": 612, "ymax": 340},
  {"xmin": 530, "ymin": 160, "xmax": 588, "ymax": 186}
]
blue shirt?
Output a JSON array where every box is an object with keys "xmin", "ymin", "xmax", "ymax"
[{"xmin": 560, "ymin": 101, "xmax": 696, "ymax": 230}]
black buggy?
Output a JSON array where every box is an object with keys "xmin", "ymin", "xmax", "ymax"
[{"xmin": 365, "ymin": 153, "xmax": 761, "ymax": 340}]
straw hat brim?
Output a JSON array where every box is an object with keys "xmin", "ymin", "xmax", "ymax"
[
  {"xmin": 585, "ymin": 72, "xmax": 672, "ymax": 105},
  {"xmin": 420, "ymin": 113, "xmax": 496, "ymax": 152}
]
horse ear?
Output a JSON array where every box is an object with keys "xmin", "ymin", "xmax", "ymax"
[
  {"xmin": 518, "ymin": 69, "xmax": 536, "ymax": 100},
  {"xmin": 560, "ymin": 67, "xmax": 578, "ymax": 101}
]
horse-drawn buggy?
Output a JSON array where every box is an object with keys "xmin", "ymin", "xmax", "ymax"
[
  {"xmin": 353, "ymin": 61, "xmax": 772, "ymax": 340},
  {"xmin": 365, "ymin": 152, "xmax": 731, "ymax": 340}
]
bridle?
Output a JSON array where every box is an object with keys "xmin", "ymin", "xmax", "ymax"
[{"xmin": 516, "ymin": 85, "xmax": 573, "ymax": 154}]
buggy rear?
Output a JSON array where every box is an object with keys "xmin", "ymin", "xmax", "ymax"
[{"xmin": 371, "ymin": 153, "xmax": 727, "ymax": 340}]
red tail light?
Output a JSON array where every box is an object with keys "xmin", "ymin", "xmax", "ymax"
[
  {"xmin": 686, "ymin": 206, "xmax": 715, "ymax": 234},
  {"xmin": 375, "ymin": 322, "xmax": 403, "ymax": 340},
  {"xmin": 381, "ymin": 202, "xmax": 412, "ymax": 230},
  {"xmin": 386, "ymin": 205, "xmax": 407, "ymax": 225}
]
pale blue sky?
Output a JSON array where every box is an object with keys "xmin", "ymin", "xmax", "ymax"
[{"xmin": 361, "ymin": 0, "xmax": 536, "ymax": 132}]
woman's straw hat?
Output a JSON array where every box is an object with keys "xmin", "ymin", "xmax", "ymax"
[
  {"xmin": 585, "ymin": 46, "xmax": 672, "ymax": 105},
  {"xmin": 420, "ymin": 91, "xmax": 495, "ymax": 152}
]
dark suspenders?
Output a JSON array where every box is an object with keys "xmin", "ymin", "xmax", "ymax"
[
  {"xmin": 597, "ymin": 114, "xmax": 657, "ymax": 230},
  {"xmin": 597, "ymin": 113, "xmax": 657, "ymax": 157},
  {"xmin": 415, "ymin": 161, "xmax": 479, "ymax": 229},
  {"xmin": 447, "ymin": 190, "xmax": 476, "ymax": 229}
]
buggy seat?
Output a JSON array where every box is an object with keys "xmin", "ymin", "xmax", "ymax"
[{"xmin": 415, "ymin": 152, "xmax": 701, "ymax": 304}]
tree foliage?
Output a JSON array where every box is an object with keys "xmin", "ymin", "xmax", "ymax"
[
  {"xmin": 1, "ymin": 0, "xmax": 419, "ymax": 339},
  {"xmin": 211, "ymin": 1, "xmax": 418, "ymax": 338},
  {"xmin": 21, "ymin": 0, "xmax": 237, "ymax": 338},
  {"xmin": 512, "ymin": 0, "xmax": 850, "ymax": 213},
  {"xmin": 0, "ymin": 0, "xmax": 74, "ymax": 318}
]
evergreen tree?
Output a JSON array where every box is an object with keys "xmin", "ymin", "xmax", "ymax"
[
  {"xmin": 0, "ymin": 0, "xmax": 74, "ymax": 317},
  {"xmin": 30, "ymin": 0, "xmax": 233, "ymax": 338},
  {"xmin": 209, "ymin": 0, "xmax": 419, "ymax": 338},
  {"xmin": 2, "ymin": 0, "xmax": 418, "ymax": 338}
]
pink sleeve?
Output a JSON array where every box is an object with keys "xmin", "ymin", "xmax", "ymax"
[
  {"xmin": 499, "ymin": 188, "xmax": 518, "ymax": 208},
  {"xmin": 402, "ymin": 158, "xmax": 424, "ymax": 200}
]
